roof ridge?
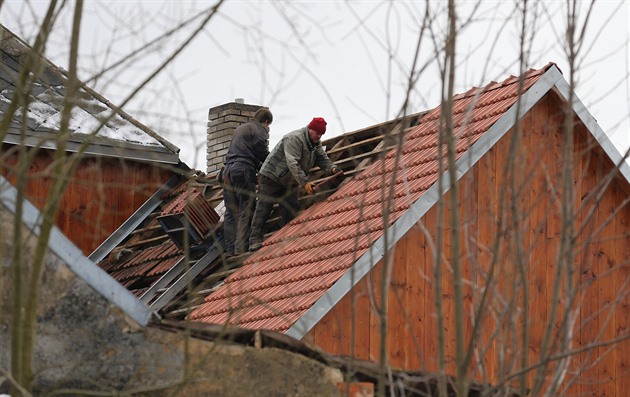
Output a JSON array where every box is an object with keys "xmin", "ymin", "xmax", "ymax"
[{"xmin": 451, "ymin": 63, "xmax": 555, "ymax": 103}]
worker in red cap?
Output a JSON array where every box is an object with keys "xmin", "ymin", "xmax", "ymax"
[{"xmin": 249, "ymin": 117, "xmax": 342, "ymax": 251}]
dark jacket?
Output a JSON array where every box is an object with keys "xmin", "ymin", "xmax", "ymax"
[
  {"xmin": 260, "ymin": 126, "xmax": 334, "ymax": 187},
  {"xmin": 225, "ymin": 121, "xmax": 269, "ymax": 170}
]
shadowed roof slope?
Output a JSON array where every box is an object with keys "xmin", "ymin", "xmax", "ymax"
[{"xmin": 187, "ymin": 63, "xmax": 556, "ymax": 332}]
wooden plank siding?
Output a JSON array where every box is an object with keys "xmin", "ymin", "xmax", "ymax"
[
  {"xmin": 615, "ymin": 180, "xmax": 630, "ymax": 396},
  {"xmin": 475, "ymin": 140, "xmax": 497, "ymax": 383},
  {"xmin": 307, "ymin": 93, "xmax": 629, "ymax": 395},
  {"xmin": 1, "ymin": 146, "xmax": 172, "ymax": 255}
]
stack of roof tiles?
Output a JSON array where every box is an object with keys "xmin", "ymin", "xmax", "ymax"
[{"xmin": 160, "ymin": 187, "xmax": 220, "ymax": 237}]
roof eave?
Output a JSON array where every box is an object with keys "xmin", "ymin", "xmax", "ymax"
[{"xmin": 3, "ymin": 131, "xmax": 181, "ymax": 165}]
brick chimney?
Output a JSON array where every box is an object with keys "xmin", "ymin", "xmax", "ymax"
[{"xmin": 206, "ymin": 99, "xmax": 263, "ymax": 174}]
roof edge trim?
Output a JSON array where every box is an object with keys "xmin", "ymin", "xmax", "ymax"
[
  {"xmin": 552, "ymin": 77, "xmax": 630, "ymax": 184},
  {"xmin": 3, "ymin": 133, "xmax": 181, "ymax": 164},
  {"xmin": 0, "ymin": 176, "xmax": 152, "ymax": 326},
  {"xmin": 286, "ymin": 65, "xmax": 564, "ymax": 339}
]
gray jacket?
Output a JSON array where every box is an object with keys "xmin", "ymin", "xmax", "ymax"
[
  {"xmin": 224, "ymin": 121, "xmax": 269, "ymax": 170},
  {"xmin": 260, "ymin": 127, "xmax": 334, "ymax": 187}
]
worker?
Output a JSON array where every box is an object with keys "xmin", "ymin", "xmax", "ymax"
[
  {"xmin": 222, "ymin": 107, "xmax": 273, "ymax": 256},
  {"xmin": 248, "ymin": 117, "xmax": 342, "ymax": 251}
]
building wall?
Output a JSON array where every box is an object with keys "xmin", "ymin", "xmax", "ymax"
[
  {"xmin": 0, "ymin": 148, "xmax": 172, "ymax": 255},
  {"xmin": 308, "ymin": 93, "xmax": 630, "ymax": 395}
]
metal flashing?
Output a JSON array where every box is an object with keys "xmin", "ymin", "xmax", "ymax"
[
  {"xmin": 146, "ymin": 232, "xmax": 223, "ymax": 312},
  {"xmin": 138, "ymin": 256, "xmax": 187, "ymax": 305},
  {"xmin": 3, "ymin": 131, "xmax": 181, "ymax": 164},
  {"xmin": 286, "ymin": 66, "xmax": 563, "ymax": 339},
  {"xmin": 88, "ymin": 175, "xmax": 183, "ymax": 263},
  {"xmin": 0, "ymin": 176, "xmax": 152, "ymax": 326},
  {"xmin": 552, "ymin": 76, "xmax": 630, "ymax": 184}
]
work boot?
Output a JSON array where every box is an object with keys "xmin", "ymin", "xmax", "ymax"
[{"xmin": 249, "ymin": 241, "xmax": 262, "ymax": 252}]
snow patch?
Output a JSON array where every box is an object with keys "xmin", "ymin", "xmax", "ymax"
[{"xmin": 1, "ymin": 88, "xmax": 163, "ymax": 147}]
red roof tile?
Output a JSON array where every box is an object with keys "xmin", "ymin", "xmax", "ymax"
[
  {"xmin": 188, "ymin": 64, "xmax": 555, "ymax": 332},
  {"xmin": 160, "ymin": 187, "xmax": 220, "ymax": 236},
  {"xmin": 106, "ymin": 240, "xmax": 182, "ymax": 284}
]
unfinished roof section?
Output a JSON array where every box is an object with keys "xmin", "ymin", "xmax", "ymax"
[
  {"xmin": 96, "ymin": 176, "xmax": 225, "ymax": 312},
  {"xmin": 0, "ymin": 25, "xmax": 180, "ymax": 164},
  {"xmin": 94, "ymin": 110, "xmax": 425, "ymax": 318},
  {"xmin": 188, "ymin": 63, "xmax": 568, "ymax": 332}
]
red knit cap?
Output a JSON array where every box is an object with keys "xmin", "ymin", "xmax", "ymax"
[{"xmin": 307, "ymin": 117, "xmax": 327, "ymax": 134}]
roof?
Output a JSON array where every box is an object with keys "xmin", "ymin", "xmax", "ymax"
[
  {"xmin": 188, "ymin": 62, "xmax": 630, "ymax": 336},
  {"xmin": 94, "ymin": 109, "xmax": 425, "ymax": 319},
  {"xmin": 0, "ymin": 25, "xmax": 180, "ymax": 164}
]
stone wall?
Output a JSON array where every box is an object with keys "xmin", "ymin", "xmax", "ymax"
[
  {"xmin": 0, "ymin": 209, "xmax": 179, "ymax": 393},
  {"xmin": 206, "ymin": 101, "xmax": 263, "ymax": 174}
]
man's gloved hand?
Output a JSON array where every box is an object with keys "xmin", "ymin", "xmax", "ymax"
[
  {"xmin": 331, "ymin": 166, "xmax": 343, "ymax": 175},
  {"xmin": 304, "ymin": 181, "xmax": 316, "ymax": 195}
]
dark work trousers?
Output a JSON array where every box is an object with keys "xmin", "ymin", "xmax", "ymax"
[
  {"xmin": 223, "ymin": 163, "xmax": 257, "ymax": 254},
  {"xmin": 249, "ymin": 175, "xmax": 299, "ymax": 246}
]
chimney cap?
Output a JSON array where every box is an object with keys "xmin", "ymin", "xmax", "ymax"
[{"xmin": 235, "ymin": 98, "xmax": 244, "ymax": 104}]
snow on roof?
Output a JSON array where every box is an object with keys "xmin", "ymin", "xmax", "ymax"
[{"xmin": 3, "ymin": 87, "xmax": 163, "ymax": 147}]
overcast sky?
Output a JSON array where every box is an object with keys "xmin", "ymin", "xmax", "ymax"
[{"xmin": 2, "ymin": 0, "xmax": 628, "ymax": 171}]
